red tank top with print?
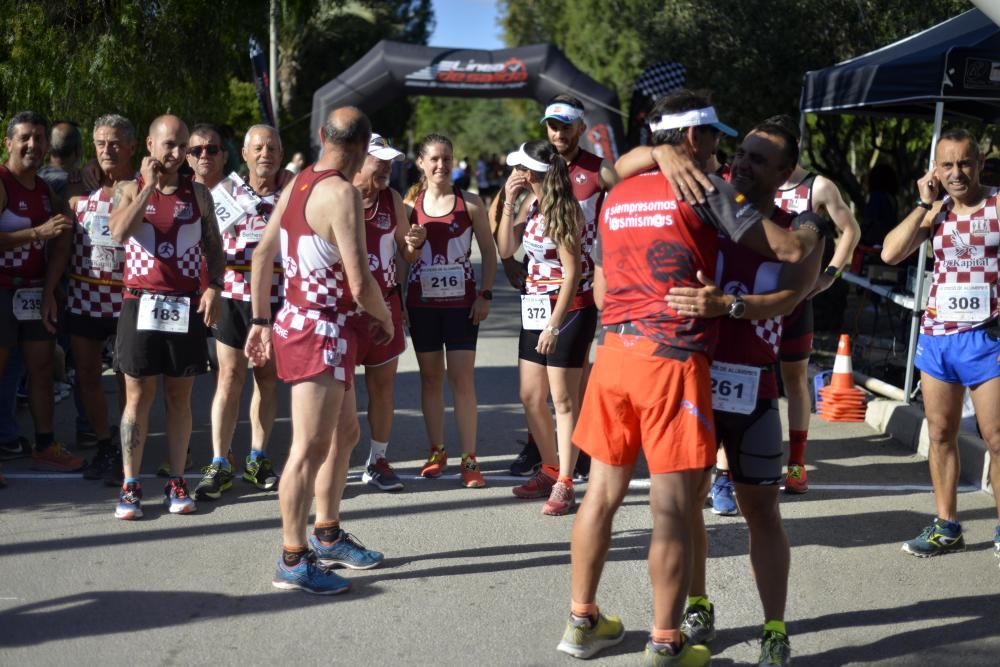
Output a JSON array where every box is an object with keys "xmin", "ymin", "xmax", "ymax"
[
  {"xmin": 279, "ymin": 166, "xmax": 358, "ymax": 318},
  {"xmin": 0, "ymin": 165, "xmax": 53, "ymax": 286},
  {"xmin": 68, "ymin": 187, "xmax": 124, "ymax": 317},
  {"xmin": 569, "ymin": 149, "xmax": 604, "ymax": 295},
  {"xmin": 365, "ymin": 188, "xmax": 398, "ymax": 297},
  {"xmin": 123, "ymin": 174, "xmax": 203, "ymax": 298},
  {"xmin": 407, "ymin": 187, "xmax": 476, "ymax": 309}
]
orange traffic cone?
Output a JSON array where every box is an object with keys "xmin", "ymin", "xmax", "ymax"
[{"xmin": 817, "ymin": 334, "xmax": 868, "ymax": 422}]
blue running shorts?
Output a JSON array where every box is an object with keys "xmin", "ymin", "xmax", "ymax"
[{"xmin": 914, "ymin": 325, "xmax": 1000, "ymax": 387}]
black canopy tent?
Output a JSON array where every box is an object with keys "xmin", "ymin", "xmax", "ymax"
[
  {"xmin": 799, "ymin": 7, "xmax": 1000, "ymax": 403},
  {"xmin": 310, "ymin": 40, "xmax": 626, "ymax": 160}
]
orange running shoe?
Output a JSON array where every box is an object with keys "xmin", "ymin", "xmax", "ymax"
[
  {"xmin": 31, "ymin": 442, "xmax": 84, "ymax": 472},
  {"xmin": 420, "ymin": 445, "xmax": 448, "ymax": 478},
  {"xmin": 783, "ymin": 464, "xmax": 808, "ymax": 494},
  {"xmin": 513, "ymin": 467, "xmax": 556, "ymax": 499},
  {"xmin": 460, "ymin": 454, "xmax": 486, "ymax": 488}
]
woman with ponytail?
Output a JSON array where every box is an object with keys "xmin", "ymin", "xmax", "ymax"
[
  {"xmin": 404, "ymin": 133, "xmax": 497, "ymax": 488},
  {"xmin": 497, "ymin": 140, "xmax": 597, "ymax": 515}
]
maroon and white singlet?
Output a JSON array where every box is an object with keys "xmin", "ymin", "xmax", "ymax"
[
  {"xmin": 406, "ymin": 187, "xmax": 476, "ymax": 309},
  {"xmin": 354, "ymin": 187, "xmax": 405, "ymax": 367},
  {"xmin": 272, "ymin": 166, "xmax": 360, "ymax": 385},
  {"xmin": 922, "ymin": 188, "xmax": 1000, "ymax": 336},
  {"xmin": 68, "ymin": 187, "xmax": 124, "ymax": 318},
  {"xmin": 774, "ymin": 172, "xmax": 816, "ymax": 215},
  {"xmin": 568, "ymin": 149, "xmax": 604, "ymax": 293},
  {"xmin": 220, "ymin": 183, "xmax": 282, "ymax": 303},
  {"xmin": 522, "ymin": 200, "xmax": 593, "ymax": 310},
  {"xmin": 0, "ymin": 165, "xmax": 53, "ymax": 288}
]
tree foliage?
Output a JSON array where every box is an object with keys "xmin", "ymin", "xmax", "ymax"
[{"xmin": 408, "ymin": 97, "xmax": 546, "ymax": 161}]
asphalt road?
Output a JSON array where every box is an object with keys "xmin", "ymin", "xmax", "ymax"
[{"xmin": 1, "ymin": 283, "xmax": 999, "ymax": 666}]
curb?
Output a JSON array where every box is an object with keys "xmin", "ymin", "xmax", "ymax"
[{"xmin": 863, "ymin": 398, "xmax": 993, "ymax": 493}]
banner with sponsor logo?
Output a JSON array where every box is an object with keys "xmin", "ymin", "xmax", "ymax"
[{"xmin": 249, "ymin": 37, "xmax": 276, "ymax": 127}]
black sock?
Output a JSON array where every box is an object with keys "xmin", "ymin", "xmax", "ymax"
[
  {"xmin": 96, "ymin": 437, "xmax": 113, "ymax": 453},
  {"xmin": 282, "ymin": 548, "xmax": 307, "ymax": 566},
  {"xmin": 716, "ymin": 469, "xmax": 730, "ymax": 480},
  {"xmin": 35, "ymin": 432, "xmax": 54, "ymax": 452},
  {"xmin": 314, "ymin": 524, "xmax": 341, "ymax": 544}
]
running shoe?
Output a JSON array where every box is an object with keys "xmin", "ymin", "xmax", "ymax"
[
  {"xmin": 512, "ymin": 468, "xmax": 556, "ymax": 499},
  {"xmin": 680, "ymin": 601, "xmax": 716, "ymax": 646},
  {"xmin": 156, "ymin": 448, "xmax": 193, "ymax": 478},
  {"xmin": 76, "ymin": 430, "xmax": 99, "ymax": 449},
  {"xmin": 542, "ymin": 480, "xmax": 575, "ymax": 515},
  {"xmin": 419, "ymin": 445, "xmax": 447, "ymax": 478},
  {"xmin": 709, "ymin": 475, "xmax": 738, "ymax": 516},
  {"xmin": 509, "ymin": 439, "xmax": 541, "ymax": 476},
  {"xmin": 308, "ymin": 531, "xmax": 384, "ymax": 570},
  {"xmin": 102, "ymin": 448, "xmax": 124, "ymax": 487},
  {"xmin": 993, "ymin": 525, "xmax": 1000, "ymax": 566},
  {"xmin": 362, "ymin": 457, "xmax": 403, "ymax": 491},
  {"xmin": 243, "ymin": 454, "xmax": 279, "ymax": 491},
  {"xmin": 163, "ymin": 478, "xmax": 197, "ymax": 514},
  {"xmin": 901, "ymin": 518, "xmax": 965, "ymax": 557},
  {"xmin": 573, "ymin": 452, "xmax": 591, "ymax": 482},
  {"xmin": 82, "ymin": 448, "xmax": 113, "ymax": 481},
  {"xmin": 272, "ymin": 551, "xmax": 351, "ymax": 595},
  {"xmin": 783, "ymin": 464, "xmax": 808, "ymax": 494},
  {"xmin": 0, "ymin": 435, "xmax": 30, "ymax": 460},
  {"xmin": 31, "ymin": 442, "xmax": 84, "ymax": 472},
  {"xmin": 195, "ymin": 462, "xmax": 234, "ymax": 500},
  {"xmin": 115, "ymin": 482, "xmax": 143, "ymax": 520},
  {"xmin": 644, "ymin": 640, "xmax": 711, "ymax": 666},
  {"xmin": 758, "ymin": 629, "xmax": 791, "ymax": 666},
  {"xmin": 556, "ymin": 613, "xmax": 625, "ymax": 659},
  {"xmin": 461, "ymin": 454, "xmax": 486, "ymax": 488}
]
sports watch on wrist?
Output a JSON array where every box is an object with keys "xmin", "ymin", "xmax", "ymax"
[
  {"xmin": 727, "ymin": 294, "xmax": 746, "ymax": 319},
  {"xmin": 479, "ymin": 289, "xmax": 493, "ymax": 301},
  {"xmin": 916, "ymin": 200, "xmax": 932, "ymax": 210},
  {"xmin": 250, "ymin": 317, "xmax": 270, "ymax": 326},
  {"xmin": 544, "ymin": 325, "xmax": 560, "ymax": 336},
  {"xmin": 823, "ymin": 265, "xmax": 842, "ymax": 279}
]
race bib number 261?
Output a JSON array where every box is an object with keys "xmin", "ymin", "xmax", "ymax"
[{"xmin": 709, "ymin": 362, "xmax": 760, "ymax": 415}]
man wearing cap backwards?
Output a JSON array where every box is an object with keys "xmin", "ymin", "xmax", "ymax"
[
  {"xmin": 351, "ymin": 133, "xmax": 426, "ymax": 491},
  {"xmin": 508, "ymin": 93, "xmax": 619, "ymax": 480},
  {"xmin": 558, "ymin": 89, "xmax": 824, "ymax": 664},
  {"xmin": 195, "ymin": 124, "xmax": 285, "ymax": 501}
]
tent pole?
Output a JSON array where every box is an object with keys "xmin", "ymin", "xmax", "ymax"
[{"xmin": 903, "ymin": 100, "xmax": 944, "ymax": 404}]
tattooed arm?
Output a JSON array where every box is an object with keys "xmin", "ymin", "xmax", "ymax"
[{"xmin": 192, "ymin": 182, "xmax": 225, "ymax": 328}]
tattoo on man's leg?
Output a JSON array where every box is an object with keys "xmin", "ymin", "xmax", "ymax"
[{"xmin": 120, "ymin": 419, "xmax": 140, "ymax": 454}]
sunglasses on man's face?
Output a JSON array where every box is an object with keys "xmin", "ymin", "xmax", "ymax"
[{"xmin": 188, "ymin": 145, "xmax": 221, "ymax": 158}]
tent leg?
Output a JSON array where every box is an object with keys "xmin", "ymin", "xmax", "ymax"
[{"xmin": 903, "ymin": 101, "xmax": 944, "ymax": 404}]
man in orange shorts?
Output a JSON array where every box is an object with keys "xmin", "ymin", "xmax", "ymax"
[{"xmin": 558, "ymin": 90, "xmax": 824, "ymax": 665}]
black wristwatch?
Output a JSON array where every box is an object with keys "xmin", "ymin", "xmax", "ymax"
[
  {"xmin": 824, "ymin": 265, "xmax": 842, "ymax": 279},
  {"xmin": 250, "ymin": 317, "xmax": 270, "ymax": 326},
  {"xmin": 479, "ymin": 289, "xmax": 493, "ymax": 301},
  {"xmin": 916, "ymin": 200, "xmax": 932, "ymax": 210},
  {"xmin": 727, "ymin": 294, "xmax": 746, "ymax": 319}
]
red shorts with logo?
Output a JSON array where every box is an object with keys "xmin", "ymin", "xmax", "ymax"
[
  {"xmin": 354, "ymin": 289, "xmax": 406, "ymax": 367},
  {"xmin": 573, "ymin": 331, "xmax": 716, "ymax": 475},
  {"xmin": 272, "ymin": 302, "xmax": 358, "ymax": 388}
]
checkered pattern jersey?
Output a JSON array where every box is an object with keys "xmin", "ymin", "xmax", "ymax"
[
  {"xmin": 406, "ymin": 186, "xmax": 475, "ymax": 308},
  {"xmin": 774, "ymin": 173, "xmax": 816, "ymax": 215},
  {"xmin": 0, "ymin": 165, "xmax": 52, "ymax": 284},
  {"xmin": 715, "ymin": 239, "xmax": 785, "ymax": 363},
  {"xmin": 123, "ymin": 174, "xmax": 203, "ymax": 296},
  {"xmin": 922, "ymin": 188, "xmax": 1000, "ymax": 336},
  {"xmin": 221, "ymin": 189, "xmax": 282, "ymax": 303},
  {"xmin": 68, "ymin": 188, "xmax": 124, "ymax": 318},
  {"xmin": 365, "ymin": 188, "xmax": 398, "ymax": 297},
  {"xmin": 523, "ymin": 202, "xmax": 565, "ymax": 295},
  {"xmin": 570, "ymin": 150, "xmax": 604, "ymax": 294}
]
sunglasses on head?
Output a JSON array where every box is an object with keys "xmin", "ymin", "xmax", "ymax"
[{"xmin": 188, "ymin": 145, "xmax": 221, "ymax": 158}]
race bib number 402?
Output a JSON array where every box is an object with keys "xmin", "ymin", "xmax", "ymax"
[
  {"xmin": 420, "ymin": 264, "xmax": 465, "ymax": 298},
  {"xmin": 211, "ymin": 184, "xmax": 244, "ymax": 235},
  {"xmin": 935, "ymin": 283, "xmax": 990, "ymax": 322},
  {"xmin": 709, "ymin": 362, "xmax": 760, "ymax": 415},
  {"xmin": 13, "ymin": 287, "xmax": 43, "ymax": 321},
  {"xmin": 137, "ymin": 294, "xmax": 190, "ymax": 333},
  {"xmin": 83, "ymin": 213, "xmax": 120, "ymax": 248}
]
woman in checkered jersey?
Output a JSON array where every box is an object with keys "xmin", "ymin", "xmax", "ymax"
[{"xmin": 496, "ymin": 140, "xmax": 597, "ymax": 516}]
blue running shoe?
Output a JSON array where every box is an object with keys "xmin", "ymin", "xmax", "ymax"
[
  {"xmin": 164, "ymin": 478, "xmax": 197, "ymax": 515},
  {"xmin": 309, "ymin": 531, "xmax": 384, "ymax": 570},
  {"xmin": 115, "ymin": 482, "xmax": 143, "ymax": 520},
  {"xmin": 709, "ymin": 475, "xmax": 737, "ymax": 516},
  {"xmin": 993, "ymin": 525, "xmax": 999, "ymax": 566},
  {"xmin": 272, "ymin": 551, "xmax": 351, "ymax": 595},
  {"xmin": 901, "ymin": 518, "xmax": 964, "ymax": 557}
]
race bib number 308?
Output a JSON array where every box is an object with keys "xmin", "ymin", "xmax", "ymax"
[
  {"xmin": 935, "ymin": 283, "xmax": 990, "ymax": 322},
  {"xmin": 709, "ymin": 362, "xmax": 760, "ymax": 415},
  {"xmin": 137, "ymin": 294, "xmax": 190, "ymax": 333},
  {"xmin": 420, "ymin": 264, "xmax": 465, "ymax": 298}
]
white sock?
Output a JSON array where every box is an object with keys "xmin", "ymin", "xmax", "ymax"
[{"xmin": 368, "ymin": 440, "xmax": 389, "ymax": 465}]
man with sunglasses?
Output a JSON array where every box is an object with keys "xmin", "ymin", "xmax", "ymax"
[
  {"xmin": 195, "ymin": 124, "xmax": 284, "ymax": 501},
  {"xmin": 508, "ymin": 94, "xmax": 619, "ymax": 480}
]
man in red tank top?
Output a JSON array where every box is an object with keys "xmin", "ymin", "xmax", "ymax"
[
  {"xmin": 107, "ymin": 115, "xmax": 226, "ymax": 520},
  {"xmin": 0, "ymin": 111, "xmax": 80, "ymax": 478},
  {"xmin": 245, "ymin": 107, "xmax": 394, "ymax": 595}
]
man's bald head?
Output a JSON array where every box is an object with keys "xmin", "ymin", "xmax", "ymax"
[
  {"xmin": 148, "ymin": 114, "xmax": 189, "ymax": 141},
  {"xmin": 146, "ymin": 114, "xmax": 190, "ymax": 175},
  {"xmin": 321, "ymin": 106, "xmax": 371, "ymax": 150}
]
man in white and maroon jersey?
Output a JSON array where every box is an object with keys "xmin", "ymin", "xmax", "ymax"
[
  {"xmin": 883, "ymin": 128, "xmax": 1000, "ymax": 561},
  {"xmin": 245, "ymin": 107, "xmax": 394, "ymax": 594},
  {"xmin": 69, "ymin": 114, "xmax": 137, "ymax": 486},
  {"xmin": 509, "ymin": 93, "xmax": 620, "ymax": 479},
  {"xmin": 107, "ymin": 114, "xmax": 226, "ymax": 520},
  {"xmin": 194, "ymin": 124, "xmax": 285, "ymax": 502},
  {"xmin": 0, "ymin": 110, "xmax": 79, "ymax": 478},
  {"xmin": 352, "ymin": 133, "xmax": 425, "ymax": 492}
]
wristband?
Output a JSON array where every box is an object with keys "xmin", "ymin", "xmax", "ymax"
[
  {"xmin": 823, "ymin": 265, "xmax": 842, "ymax": 279},
  {"xmin": 250, "ymin": 317, "xmax": 270, "ymax": 326},
  {"xmin": 797, "ymin": 221, "xmax": 822, "ymax": 236},
  {"xmin": 916, "ymin": 200, "xmax": 932, "ymax": 210}
]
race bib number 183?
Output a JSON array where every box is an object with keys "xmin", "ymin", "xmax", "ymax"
[{"xmin": 137, "ymin": 294, "xmax": 190, "ymax": 333}]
